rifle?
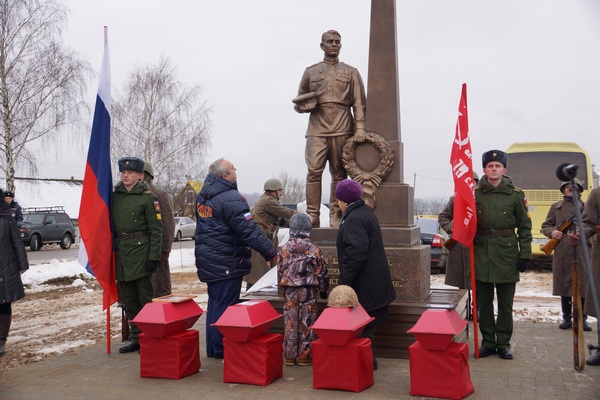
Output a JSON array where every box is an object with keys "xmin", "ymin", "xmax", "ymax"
[
  {"xmin": 121, "ymin": 303, "xmax": 130, "ymax": 342},
  {"xmin": 541, "ymin": 214, "xmax": 576, "ymax": 256},
  {"xmin": 572, "ymin": 248, "xmax": 585, "ymax": 371}
]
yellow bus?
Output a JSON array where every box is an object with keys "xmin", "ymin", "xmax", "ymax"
[{"xmin": 505, "ymin": 142, "xmax": 595, "ymax": 265}]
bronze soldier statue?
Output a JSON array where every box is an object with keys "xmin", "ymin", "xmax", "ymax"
[{"xmin": 293, "ymin": 30, "xmax": 367, "ymax": 228}]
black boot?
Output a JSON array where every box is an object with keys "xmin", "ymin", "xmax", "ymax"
[
  {"xmin": 119, "ymin": 341, "xmax": 140, "ymax": 353},
  {"xmin": 587, "ymin": 350, "xmax": 600, "ymax": 366},
  {"xmin": 559, "ymin": 297, "xmax": 572, "ymax": 329},
  {"xmin": 0, "ymin": 314, "xmax": 12, "ymax": 356}
]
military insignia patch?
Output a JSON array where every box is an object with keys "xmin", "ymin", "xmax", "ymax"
[
  {"xmin": 244, "ymin": 212, "xmax": 253, "ymax": 221},
  {"xmin": 154, "ymin": 201, "xmax": 162, "ymax": 220}
]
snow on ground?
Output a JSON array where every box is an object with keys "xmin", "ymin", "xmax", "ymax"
[{"xmin": 20, "ymin": 248, "xmax": 587, "ymax": 324}]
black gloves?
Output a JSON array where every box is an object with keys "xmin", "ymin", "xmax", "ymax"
[
  {"xmin": 145, "ymin": 260, "xmax": 159, "ymax": 273},
  {"xmin": 320, "ymin": 291, "xmax": 328, "ymax": 300},
  {"xmin": 517, "ymin": 259, "xmax": 529, "ymax": 272}
]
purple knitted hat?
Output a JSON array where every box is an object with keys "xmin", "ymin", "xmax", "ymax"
[{"xmin": 335, "ymin": 179, "xmax": 363, "ymax": 203}]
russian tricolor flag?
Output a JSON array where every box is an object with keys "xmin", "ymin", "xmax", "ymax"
[{"xmin": 78, "ymin": 27, "xmax": 118, "ymax": 312}]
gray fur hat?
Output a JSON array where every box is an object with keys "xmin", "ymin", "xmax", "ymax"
[{"xmin": 289, "ymin": 213, "xmax": 312, "ymax": 238}]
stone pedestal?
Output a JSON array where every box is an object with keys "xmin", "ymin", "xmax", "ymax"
[{"xmin": 311, "ymin": 228, "xmax": 429, "ymax": 302}]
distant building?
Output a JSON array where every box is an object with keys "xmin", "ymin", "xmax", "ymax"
[{"xmin": 173, "ymin": 181, "xmax": 203, "ymax": 219}]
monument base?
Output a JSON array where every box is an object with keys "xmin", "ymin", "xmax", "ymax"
[{"xmin": 310, "ymin": 227, "xmax": 429, "ymax": 301}]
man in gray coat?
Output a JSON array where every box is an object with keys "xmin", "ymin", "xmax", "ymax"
[{"xmin": 143, "ymin": 162, "xmax": 176, "ymax": 298}]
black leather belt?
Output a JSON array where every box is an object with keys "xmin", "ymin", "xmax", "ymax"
[
  {"xmin": 477, "ymin": 229, "xmax": 513, "ymax": 238},
  {"xmin": 116, "ymin": 231, "xmax": 147, "ymax": 240}
]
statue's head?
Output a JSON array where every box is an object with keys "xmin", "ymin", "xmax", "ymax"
[{"xmin": 320, "ymin": 30, "xmax": 342, "ymax": 58}]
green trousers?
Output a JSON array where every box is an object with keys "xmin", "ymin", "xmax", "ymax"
[
  {"xmin": 119, "ymin": 275, "xmax": 154, "ymax": 343},
  {"xmin": 476, "ymin": 280, "xmax": 516, "ymax": 349}
]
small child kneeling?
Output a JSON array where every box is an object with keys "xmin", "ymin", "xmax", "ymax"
[{"xmin": 277, "ymin": 213, "xmax": 329, "ymax": 366}]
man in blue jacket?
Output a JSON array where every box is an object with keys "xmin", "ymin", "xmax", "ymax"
[{"xmin": 195, "ymin": 158, "xmax": 277, "ymax": 359}]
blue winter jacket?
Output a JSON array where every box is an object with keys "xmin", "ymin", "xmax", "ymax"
[{"xmin": 194, "ymin": 174, "xmax": 277, "ymax": 283}]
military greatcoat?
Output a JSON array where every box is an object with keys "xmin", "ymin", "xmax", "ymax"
[
  {"xmin": 112, "ymin": 181, "xmax": 163, "ymax": 282},
  {"xmin": 541, "ymin": 199, "xmax": 588, "ymax": 297},
  {"xmin": 474, "ymin": 175, "xmax": 532, "ymax": 283},
  {"xmin": 581, "ymin": 187, "xmax": 600, "ymax": 318},
  {"xmin": 247, "ymin": 194, "xmax": 296, "ymax": 285}
]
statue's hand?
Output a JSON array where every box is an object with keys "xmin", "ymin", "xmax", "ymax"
[{"xmin": 353, "ymin": 129, "xmax": 367, "ymax": 143}]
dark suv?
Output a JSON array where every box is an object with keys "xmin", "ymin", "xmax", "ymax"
[{"xmin": 20, "ymin": 206, "xmax": 76, "ymax": 251}]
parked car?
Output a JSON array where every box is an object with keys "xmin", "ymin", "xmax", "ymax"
[
  {"xmin": 416, "ymin": 216, "xmax": 449, "ymax": 272},
  {"xmin": 20, "ymin": 206, "xmax": 76, "ymax": 251},
  {"xmin": 174, "ymin": 216, "xmax": 196, "ymax": 241}
]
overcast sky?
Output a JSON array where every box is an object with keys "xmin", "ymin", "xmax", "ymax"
[{"xmin": 34, "ymin": 0, "xmax": 600, "ymax": 199}]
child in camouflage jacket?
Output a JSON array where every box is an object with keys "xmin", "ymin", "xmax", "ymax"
[{"xmin": 277, "ymin": 213, "xmax": 329, "ymax": 366}]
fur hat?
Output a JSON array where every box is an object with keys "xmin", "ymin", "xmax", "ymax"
[
  {"xmin": 4, "ymin": 191, "xmax": 14, "ymax": 198},
  {"xmin": 118, "ymin": 157, "xmax": 144, "ymax": 173},
  {"xmin": 327, "ymin": 285, "xmax": 360, "ymax": 308},
  {"xmin": 289, "ymin": 213, "xmax": 312, "ymax": 238},
  {"xmin": 335, "ymin": 179, "xmax": 363, "ymax": 203},
  {"xmin": 482, "ymin": 150, "xmax": 508, "ymax": 168}
]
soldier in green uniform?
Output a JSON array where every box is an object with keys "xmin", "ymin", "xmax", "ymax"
[
  {"xmin": 247, "ymin": 179, "xmax": 297, "ymax": 290},
  {"xmin": 112, "ymin": 157, "xmax": 163, "ymax": 354},
  {"xmin": 475, "ymin": 150, "xmax": 532, "ymax": 360}
]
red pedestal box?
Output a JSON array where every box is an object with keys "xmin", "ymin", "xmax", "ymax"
[
  {"xmin": 312, "ymin": 338, "xmax": 374, "ymax": 393},
  {"xmin": 223, "ymin": 333, "xmax": 283, "ymax": 386},
  {"xmin": 131, "ymin": 297, "xmax": 203, "ymax": 338},
  {"xmin": 139, "ymin": 329, "xmax": 200, "ymax": 380},
  {"xmin": 407, "ymin": 309, "xmax": 467, "ymax": 351},
  {"xmin": 409, "ymin": 341, "xmax": 474, "ymax": 399},
  {"xmin": 310, "ymin": 305, "xmax": 374, "ymax": 346},
  {"xmin": 212, "ymin": 300, "xmax": 281, "ymax": 342}
]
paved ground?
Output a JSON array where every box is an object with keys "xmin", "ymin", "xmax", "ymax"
[{"xmin": 0, "ymin": 319, "xmax": 598, "ymax": 400}]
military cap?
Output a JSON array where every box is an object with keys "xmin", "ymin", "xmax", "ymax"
[
  {"xmin": 560, "ymin": 178, "xmax": 584, "ymax": 194},
  {"xmin": 118, "ymin": 157, "xmax": 144, "ymax": 173},
  {"xmin": 292, "ymin": 92, "xmax": 317, "ymax": 113},
  {"xmin": 4, "ymin": 191, "xmax": 14, "ymax": 198},
  {"xmin": 143, "ymin": 161, "xmax": 154, "ymax": 178},
  {"xmin": 263, "ymin": 178, "xmax": 284, "ymax": 191},
  {"xmin": 482, "ymin": 149, "xmax": 508, "ymax": 168}
]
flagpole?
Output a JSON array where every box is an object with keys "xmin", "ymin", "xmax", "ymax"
[
  {"xmin": 470, "ymin": 245, "xmax": 479, "ymax": 358},
  {"xmin": 103, "ymin": 26, "xmax": 112, "ymax": 356},
  {"xmin": 450, "ymin": 83, "xmax": 478, "ymax": 357}
]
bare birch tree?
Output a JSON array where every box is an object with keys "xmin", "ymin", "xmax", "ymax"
[
  {"xmin": 0, "ymin": 0, "xmax": 92, "ymax": 193},
  {"xmin": 111, "ymin": 57, "xmax": 211, "ymax": 195},
  {"xmin": 278, "ymin": 170, "xmax": 305, "ymax": 204}
]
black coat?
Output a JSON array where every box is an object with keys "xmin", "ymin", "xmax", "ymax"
[
  {"xmin": 336, "ymin": 199, "xmax": 396, "ymax": 313},
  {"xmin": 0, "ymin": 205, "xmax": 29, "ymax": 304}
]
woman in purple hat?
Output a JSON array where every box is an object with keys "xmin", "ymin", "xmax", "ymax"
[{"xmin": 335, "ymin": 179, "xmax": 396, "ymax": 370}]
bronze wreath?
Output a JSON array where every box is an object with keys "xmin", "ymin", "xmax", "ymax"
[{"xmin": 342, "ymin": 131, "xmax": 394, "ymax": 187}]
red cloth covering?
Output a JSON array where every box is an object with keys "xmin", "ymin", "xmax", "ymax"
[
  {"xmin": 139, "ymin": 329, "xmax": 200, "ymax": 380},
  {"xmin": 312, "ymin": 338, "xmax": 374, "ymax": 392},
  {"xmin": 409, "ymin": 341, "xmax": 474, "ymax": 399},
  {"xmin": 223, "ymin": 333, "xmax": 283, "ymax": 386}
]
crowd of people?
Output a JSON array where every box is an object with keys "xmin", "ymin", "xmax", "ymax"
[{"xmin": 440, "ymin": 149, "xmax": 600, "ymax": 366}]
